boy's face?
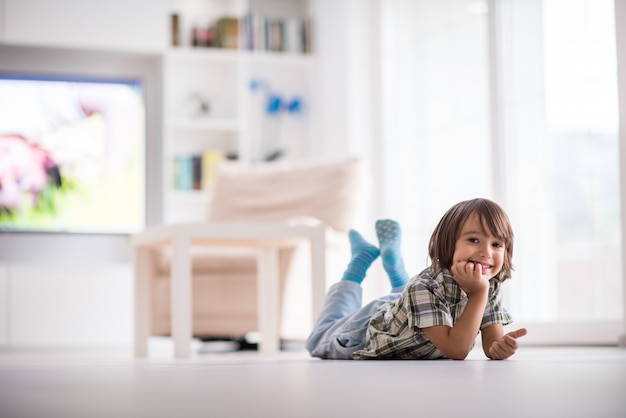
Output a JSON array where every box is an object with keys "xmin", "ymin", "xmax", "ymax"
[{"xmin": 452, "ymin": 214, "xmax": 505, "ymax": 280}]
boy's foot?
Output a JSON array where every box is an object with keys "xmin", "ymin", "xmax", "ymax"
[
  {"xmin": 376, "ymin": 219, "xmax": 409, "ymax": 290},
  {"xmin": 341, "ymin": 229, "xmax": 380, "ymax": 284}
]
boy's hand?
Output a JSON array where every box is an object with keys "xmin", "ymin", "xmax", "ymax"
[
  {"xmin": 488, "ymin": 328, "xmax": 527, "ymax": 360},
  {"xmin": 450, "ymin": 261, "xmax": 489, "ymax": 296}
]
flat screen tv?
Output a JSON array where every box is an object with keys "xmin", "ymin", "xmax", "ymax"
[
  {"xmin": 0, "ymin": 73, "xmax": 146, "ymax": 233},
  {"xmin": 0, "ymin": 44, "xmax": 162, "ymax": 263}
]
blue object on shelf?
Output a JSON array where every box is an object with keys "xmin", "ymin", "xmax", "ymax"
[
  {"xmin": 266, "ymin": 94, "xmax": 283, "ymax": 115},
  {"xmin": 287, "ymin": 97, "xmax": 302, "ymax": 114}
]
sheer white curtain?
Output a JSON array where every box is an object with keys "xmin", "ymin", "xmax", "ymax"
[
  {"xmin": 378, "ymin": 0, "xmax": 493, "ymax": 277},
  {"xmin": 377, "ymin": 0, "xmax": 623, "ymax": 343}
]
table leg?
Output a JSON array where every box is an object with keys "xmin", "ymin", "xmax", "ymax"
[
  {"xmin": 134, "ymin": 246, "xmax": 151, "ymax": 357},
  {"xmin": 257, "ymin": 247, "xmax": 280, "ymax": 355},
  {"xmin": 171, "ymin": 236, "xmax": 192, "ymax": 358},
  {"xmin": 310, "ymin": 227, "xmax": 327, "ymax": 323}
]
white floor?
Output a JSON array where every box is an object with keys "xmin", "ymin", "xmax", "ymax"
[{"xmin": 1, "ymin": 342, "xmax": 625, "ymax": 418}]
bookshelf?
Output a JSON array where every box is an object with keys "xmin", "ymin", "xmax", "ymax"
[{"xmin": 163, "ymin": 0, "xmax": 315, "ymax": 223}]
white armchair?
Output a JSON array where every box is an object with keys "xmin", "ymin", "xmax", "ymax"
[{"xmin": 132, "ymin": 156, "xmax": 362, "ymax": 357}]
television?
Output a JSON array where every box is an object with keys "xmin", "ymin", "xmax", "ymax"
[{"xmin": 0, "ymin": 44, "xmax": 163, "ymax": 263}]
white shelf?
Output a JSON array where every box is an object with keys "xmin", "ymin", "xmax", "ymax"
[
  {"xmin": 244, "ymin": 51, "xmax": 314, "ymax": 66},
  {"xmin": 166, "ymin": 189, "xmax": 211, "ymax": 202},
  {"xmin": 163, "ymin": 0, "xmax": 315, "ymax": 224},
  {"xmin": 166, "ymin": 46, "xmax": 241, "ymax": 62},
  {"xmin": 165, "ymin": 190, "xmax": 211, "ymax": 223},
  {"xmin": 167, "ymin": 117, "xmax": 240, "ymax": 132},
  {"xmin": 166, "ymin": 46, "xmax": 313, "ymax": 66}
]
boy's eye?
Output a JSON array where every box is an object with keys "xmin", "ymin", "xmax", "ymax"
[
  {"xmin": 468, "ymin": 238, "xmax": 479, "ymax": 243},
  {"xmin": 493, "ymin": 242, "xmax": 504, "ymax": 249}
]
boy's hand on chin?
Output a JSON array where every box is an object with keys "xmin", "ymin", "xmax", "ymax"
[{"xmin": 450, "ymin": 260, "xmax": 489, "ymax": 296}]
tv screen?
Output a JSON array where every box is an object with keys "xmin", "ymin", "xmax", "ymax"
[
  {"xmin": 0, "ymin": 73, "xmax": 146, "ymax": 233},
  {"xmin": 0, "ymin": 44, "xmax": 162, "ymax": 264}
]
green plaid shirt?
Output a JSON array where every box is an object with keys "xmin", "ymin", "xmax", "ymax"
[{"xmin": 352, "ymin": 267, "xmax": 513, "ymax": 360}]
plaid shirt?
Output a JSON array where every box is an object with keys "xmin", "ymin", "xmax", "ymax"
[{"xmin": 352, "ymin": 267, "xmax": 513, "ymax": 360}]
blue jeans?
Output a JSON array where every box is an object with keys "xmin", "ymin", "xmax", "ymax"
[{"xmin": 305, "ymin": 281, "xmax": 401, "ymax": 359}]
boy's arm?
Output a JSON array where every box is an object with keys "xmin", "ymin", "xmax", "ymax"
[
  {"xmin": 481, "ymin": 324, "xmax": 527, "ymax": 360},
  {"xmin": 422, "ymin": 290, "xmax": 488, "ymax": 360},
  {"xmin": 422, "ymin": 260, "xmax": 490, "ymax": 360}
]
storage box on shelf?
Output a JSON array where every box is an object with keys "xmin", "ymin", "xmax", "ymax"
[{"xmin": 163, "ymin": 0, "xmax": 315, "ymax": 224}]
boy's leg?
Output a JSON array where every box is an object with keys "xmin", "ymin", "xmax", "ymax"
[
  {"xmin": 306, "ymin": 281, "xmax": 396, "ymax": 359},
  {"xmin": 306, "ymin": 229, "xmax": 379, "ymax": 359},
  {"xmin": 376, "ymin": 219, "xmax": 409, "ymax": 292},
  {"xmin": 305, "ymin": 280, "xmax": 363, "ymax": 358}
]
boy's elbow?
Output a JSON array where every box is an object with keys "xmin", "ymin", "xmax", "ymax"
[
  {"xmin": 449, "ymin": 353, "xmax": 469, "ymax": 360},
  {"xmin": 425, "ymin": 327, "xmax": 474, "ymax": 360},
  {"xmin": 446, "ymin": 347, "xmax": 472, "ymax": 360}
]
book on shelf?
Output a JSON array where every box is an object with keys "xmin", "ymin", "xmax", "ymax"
[
  {"xmin": 201, "ymin": 149, "xmax": 225, "ymax": 190},
  {"xmin": 244, "ymin": 13, "xmax": 263, "ymax": 51},
  {"xmin": 215, "ymin": 17, "xmax": 240, "ymax": 49},
  {"xmin": 192, "ymin": 155, "xmax": 202, "ymax": 190},
  {"xmin": 174, "ymin": 155, "xmax": 193, "ymax": 190},
  {"xmin": 243, "ymin": 13, "xmax": 312, "ymax": 54},
  {"xmin": 303, "ymin": 17, "xmax": 313, "ymax": 54},
  {"xmin": 283, "ymin": 18, "xmax": 303, "ymax": 53},
  {"xmin": 183, "ymin": 13, "xmax": 312, "ymax": 54},
  {"xmin": 267, "ymin": 19, "xmax": 284, "ymax": 52},
  {"xmin": 173, "ymin": 150, "xmax": 225, "ymax": 192}
]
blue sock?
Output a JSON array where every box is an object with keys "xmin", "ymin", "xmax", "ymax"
[
  {"xmin": 341, "ymin": 229, "xmax": 380, "ymax": 284},
  {"xmin": 376, "ymin": 219, "xmax": 409, "ymax": 290}
]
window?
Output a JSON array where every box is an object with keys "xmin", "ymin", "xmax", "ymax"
[
  {"xmin": 495, "ymin": 0, "xmax": 622, "ymax": 324},
  {"xmin": 378, "ymin": 0, "xmax": 622, "ymax": 341}
]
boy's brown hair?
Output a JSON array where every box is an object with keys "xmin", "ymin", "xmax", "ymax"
[{"xmin": 428, "ymin": 198, "xmax": 514, "ymax": 282}]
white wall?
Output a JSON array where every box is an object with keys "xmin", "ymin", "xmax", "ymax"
[
  {"xmin": 1, "ymin": 0, "xmax": 166, "ymax": 51},
  {"xmin": 312, "ymin": 0, "xmax": 388, "ymax": 300},
  {"xmin": 0, "ymin": 265, "xmax": 8, "ymax": 346},
  {"xmin": 3, "ymin": 264, "xmax": 133, "ymax": 347},
  {"xmin": 310, "ymin": 0, "xmax": 350, "ymax": 158},
  {"xmin": 616, "ymin": 0, "xmax": 626, "ymax": 346},
  {"xmin": 0, "ymin": 1, "xmax": 5, "ymax": 41}
]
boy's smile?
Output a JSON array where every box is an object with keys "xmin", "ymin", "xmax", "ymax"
[{"xmin": 453, "ymin": 214, "xmax": 505, "ymax": 280}]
